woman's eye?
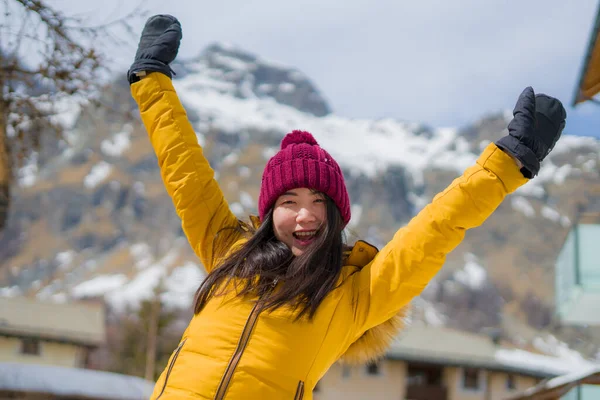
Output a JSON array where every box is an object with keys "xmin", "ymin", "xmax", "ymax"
[{"xmin": 314, "ymin": 198, "xmax": 325, "ymax": 203}]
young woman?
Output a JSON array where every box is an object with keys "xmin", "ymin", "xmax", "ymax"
[{"xmin": 128, "ymin": 15, "xmax": 566, "ymax": 400}]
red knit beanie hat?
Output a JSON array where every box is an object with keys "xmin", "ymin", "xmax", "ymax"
[{"xmin": 258, "ymin": 130, "xmax": 351, "ymax": 225}]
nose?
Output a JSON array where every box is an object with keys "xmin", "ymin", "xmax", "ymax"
[{"xmin": 296, "ymin": 207, "xmax": 317, "ymax": 224}]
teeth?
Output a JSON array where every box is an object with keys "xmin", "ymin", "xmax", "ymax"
[{"xmin": 295, "ymin": 231, "xmax": 316, "ymax": 237}]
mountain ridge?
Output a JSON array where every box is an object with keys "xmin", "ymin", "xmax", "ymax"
[{"xmin": 1, "ymin": 42, "xmax": 599, "ymax": 359}]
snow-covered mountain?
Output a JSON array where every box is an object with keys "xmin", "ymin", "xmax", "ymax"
[{"xmin": 1, "ymin": 42, "xmax": 599, "ymax": 359}]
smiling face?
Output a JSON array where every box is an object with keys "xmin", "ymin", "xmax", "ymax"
[{"xmin": 272, "ymin": 188, "xmax": 327, "ymax": 256}]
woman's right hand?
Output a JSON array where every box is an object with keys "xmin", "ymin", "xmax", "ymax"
[{"xmin": 127, "ymin": 15, "xmax": 182, "ymax": 84}]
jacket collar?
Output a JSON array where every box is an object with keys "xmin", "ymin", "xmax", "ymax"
[{"xmin": 345, "ymin": 240, "xmax": 379, "ymax": 267}]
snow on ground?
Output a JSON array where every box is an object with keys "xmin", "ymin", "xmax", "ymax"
[
  {"xmin": 106, "ymin": 266, "xmax": 166, "ymax": 308},
  {"xmin": 515, "ymin": 182, "xmax": 546, "ymax": 198},
  {"xmin": 174, "ymin": 63, "xmax": 599, "ymax": 194},
  {"xmin": 0, "ymin": 286, "xmax": 22, "ymax": 297},
  {"xmin": 541, "ymin": 206, "xmax": 562, "ymax": 223},
  {"xmin": 84, "ymin": 162, "xmax": 112, "ymax": 189},
  {"xmin": 454, "ymin": 253, "xmax": 487, "ymax": 290},
  {"xmin": 407, "ymin": 192, "xmax": 429, "ymax": 212},
  {"xmin": 17, "ymin": 152, "xmax": 39, "ymax": 188},
  {"xmin": 512, "ymin": 196, "xmax": 536, "ymax": 218},
  {"xmin": 64, "ymin": 239, "xmax": 204, "ymax": 310},
  {"xmin": 129, "ymin": 243, "xmax": 153, "ymax": 270},
  {"xmin": 48, "ymin": 95, "xmax": 82, "ymax": 130},
  {"xmin": 114, "ymin": 243, "xmax": 191, "ymax": 308},
  {"xmin": 55, "ymin": 251, "xmax": 75, "ymax": 271},
  {"xmin": 71, "ymin": 275, "xmax": 128, "ymax": 298},
  {"xmin": 582, "ymin": 159, "xmax": 597, "ymax": 172},
  {"xmin": 174, "ymin": 78, "xmax": 477, "ymax": 179},
  {"xmin": 101, "ymin": 128, "xmax": 132, "ymax": 157},
  {"xmin": 549, "ymin": 135, "xmax": 600, "ymax": 157},
  {"xmin": 162, "ymin": 262, "xmax": 205, "ymax": 309}
]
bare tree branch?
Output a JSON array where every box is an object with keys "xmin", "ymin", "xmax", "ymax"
[{"xmin": 0, "ymin": 0, "xmax": 145, "ymax": 232}]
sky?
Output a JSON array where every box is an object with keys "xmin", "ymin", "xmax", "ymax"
[{"xmin": 53, "ymin": 0, "xmax": 600, "ymax": 138}]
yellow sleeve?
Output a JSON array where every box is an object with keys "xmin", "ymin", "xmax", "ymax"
[
  {"xmin": 350, "ymin": 143, "xmax": 528, "ymax": 336},
  {"xmin": 131, "ymin": 72, "xmax": 240, "ymax": 272}
]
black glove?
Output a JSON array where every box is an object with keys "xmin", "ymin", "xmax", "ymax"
[
  {"xmin": 495, "ymin": 87, "xmax": 566, "ymax": 178},
  {"xmin": 127, "ymin": 15, "xmax": 182, "ymax": 84}
]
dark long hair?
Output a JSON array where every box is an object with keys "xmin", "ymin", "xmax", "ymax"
[{"xmin": 193, "ymin": 196, "xmax": 346, "ymax": 320}]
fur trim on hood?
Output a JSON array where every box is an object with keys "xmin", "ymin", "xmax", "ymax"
[{"xmin": 339, "ymin": 305, "xmax": 409, "ymax": 365}]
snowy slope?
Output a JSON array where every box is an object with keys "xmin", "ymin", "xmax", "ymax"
[{"xmin": 1, "ymin": 42, "xmax": 600, "ymax": 368}]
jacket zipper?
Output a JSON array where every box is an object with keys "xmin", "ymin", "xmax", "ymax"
[
  {"xmin": 214, "ymin": 301, "xmax": 262, "ymax": 399},
  {"xmin": 294, "ymin": 381, "xmax": 305, "ymax": 400},
  {"xmin": 156, "ymin": 338, "xmax": 187, "ymax": 400}
]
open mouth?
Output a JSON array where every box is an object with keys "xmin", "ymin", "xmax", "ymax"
[{"xmin": 292, "ymin": 230, "xmax": 320, "ymax": 244}]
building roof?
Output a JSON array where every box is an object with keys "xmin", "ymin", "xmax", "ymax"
[
  {"xmin": 507, "ymin": 366, "xmax": 600, "ymax": 399},
  {"xmin": 0, "ymin": 297, "xmax": 105, "ymax": 346},
  {"xmin": 573, "ymin": 2, "xmax": 600, "ymax": 105},
  {"xmin": 0, "ymin": 362, "xmax": 153, "ymax": 400},
  {"xmin": 386, "ymin": 325, "xmax": 598, "ymax": 379}
]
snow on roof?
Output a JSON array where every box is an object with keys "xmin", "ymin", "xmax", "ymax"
[
  {"xmin": 387, "ymin": 325, "xmax": 600, "ymax": 378},
  {"xmin": 495, "ymin": 348, "xmax": 598, "ymax": 376},
  {"xmin": 0, "ymin": 363, "xmax": 153, "ymax": 400},
  {"xmin": 541, "ymin": 366, "xmax": 600, "ymax": 392},
  {"xmin": 508, "ymin": 366, "xmax": 600, "ymax": 399}
]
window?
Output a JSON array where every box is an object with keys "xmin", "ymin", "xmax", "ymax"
[
  {"xmin": 506, "ymin": 374, "xmax": 516, "ymax": 390},
  {"xmin": 406, "ymin": 365, "xmax": 447, "ymax": 400},
  {"xmin": 366, "ymin": 361, "xmax": 381, "ymax": 376},
  {"xmin": 407, "ymin": 364, "xmax": 443, "ymax": 386},
  {"xmin": 462, "ymin": 368, "xmax": 481, "ymax": 390},
  {"xmin": 20, "ymin": 338, "xmax": 40, "ymax": 355}
]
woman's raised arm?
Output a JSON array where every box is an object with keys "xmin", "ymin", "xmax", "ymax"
[
  {"xmin": 132, "ymin": 73, "xmax": 240, "ymax": 272},
  {"xmin": 128, "ymin": 16, "xmax": 239, "ymax": 272},
  {"xmin": 349, "ymin": 87, "xmax": 566, "ymax": 337}
]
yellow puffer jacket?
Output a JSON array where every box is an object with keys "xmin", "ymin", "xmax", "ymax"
[{"xmin": 132, "ymin": 73, "xmax": 528, "ymax": 400}]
